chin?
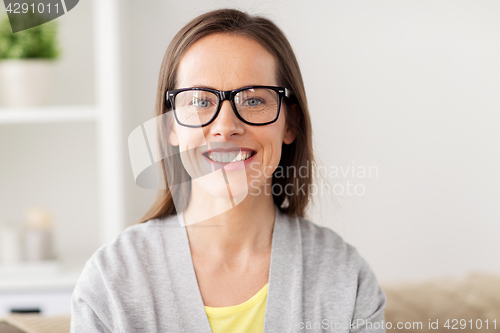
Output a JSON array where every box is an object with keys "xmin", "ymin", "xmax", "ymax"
[{"xmin": 192, "ymin": 170, "xmax": 250, "ymax": 204}]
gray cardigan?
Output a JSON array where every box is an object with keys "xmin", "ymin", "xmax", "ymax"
[{"xmin": 71, "ymin": 207, "xmax": 387, "ymax": 332}]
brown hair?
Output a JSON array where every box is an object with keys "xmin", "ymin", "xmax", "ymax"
[{"xmin": 138, "ymin": 8, "xmax": 316, "ymax": 223}]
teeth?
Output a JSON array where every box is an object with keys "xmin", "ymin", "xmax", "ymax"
[{"xmin": 206, "ymin": 151, "xmax": 253, "ymax": 163}]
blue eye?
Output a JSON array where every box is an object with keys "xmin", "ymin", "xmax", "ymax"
[
  {"xmin": 193, "ymin": 99, "xmax": 210, "ymax": 108},
  {"xmin": 244, "ymin": 98, "xmax": 263, "ymax": 106}
]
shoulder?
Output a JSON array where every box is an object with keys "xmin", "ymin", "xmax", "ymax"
[
  {"xmin": 279, "ymin": 212, "xmax": 380, "ymax": 286},
  {"xmin": 288, "ymin": 214, "xmax": 387, "ymax": 327},
  {"xmin": 74, "ymin": 214, "xmax": 181, "ymax": 290},
  {"xmin": 92, "ymin": 214, "xmax": 180, "ymax": 260},
  {"xmin": 71, "ymin": 215, "xmax": 182, "ymax": 332},
  {"xmin": 289, "ymin": 214, "xmax": 362, "ymax": 267}
]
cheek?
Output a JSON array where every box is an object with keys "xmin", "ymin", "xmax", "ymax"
[
  {"xmin": 270, "ymin": 113, "xmax": 287, "ymax": 153},
  {"xmin": 258, "ymin": 123, "xmax": 286, "ymax": 169},
  {"xmin": 175, "ymin": 126, "xmax": 207, "ymax": 151},
  {"xmin": 174, "ymin": 126, "xmax": 209, "ymax": 178}
]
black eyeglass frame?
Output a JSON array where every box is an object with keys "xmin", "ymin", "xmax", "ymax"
[{"xmin": 165, "ymin": 85, "xmax": 293, "ymax": 128}]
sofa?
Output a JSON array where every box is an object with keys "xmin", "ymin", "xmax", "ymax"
[{"xmin": 379, "ymin": 271, "xmax": 500, "ymax": 332}]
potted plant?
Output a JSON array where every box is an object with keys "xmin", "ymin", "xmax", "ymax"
[{"xmin": 0, "ymin": 14, "xmax": 60, "ymax": 107}]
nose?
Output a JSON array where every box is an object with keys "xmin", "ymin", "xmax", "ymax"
[{"xmin": 209, "ymin": 100, "xmax": 244, "ymax": 139}]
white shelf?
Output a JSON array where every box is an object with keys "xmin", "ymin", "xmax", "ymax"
[
  {"xmin": 0, "ymin": 262, "xmax": 82, "ymax": 293},
  {"xmin": 0, "ymin": 273, "xmax": 80, "ymax": 293},
  {"xmin": 0, "ymin": 105, "xmax": 98, "ymax": 124}
]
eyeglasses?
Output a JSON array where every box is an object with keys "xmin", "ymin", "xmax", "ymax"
[{"xmin": 165, "ymin": 85, "xmax": 292, "ymax": 127}]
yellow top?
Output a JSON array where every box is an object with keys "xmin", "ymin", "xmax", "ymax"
[{"xmin": 204, "ymin": 283, "xmax": 268, "ymax": 333}]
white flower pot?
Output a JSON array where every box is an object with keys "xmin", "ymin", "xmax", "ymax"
[{"xmin": 0, "ymin": 59, "xmax": 55, "ymax": 107}]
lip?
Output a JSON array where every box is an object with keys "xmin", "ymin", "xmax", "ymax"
[
  {"xmin": 201, "ymin": 149, "xmax": 257, "ymax": 172},
  {"xmin": 201, "ymin": 147, "xmax": 256, "ymax": 155}
]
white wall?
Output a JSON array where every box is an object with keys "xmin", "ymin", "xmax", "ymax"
[{"xmin": 120, "ymin": 0, "xmax": 500, "ymax": 283}]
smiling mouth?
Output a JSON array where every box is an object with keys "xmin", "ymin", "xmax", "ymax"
[{"xmin": 203, "ymin": 150, "xmax": 256, "ymax": 163}]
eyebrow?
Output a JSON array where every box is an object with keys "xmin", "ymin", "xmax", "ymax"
[
  {"xmin": 180, "ymin": 84, "xmax": 269, "ymax": 90},
  {"xmin": 186, "ymin": 85, "xmax": 215, "ymax": 89}
]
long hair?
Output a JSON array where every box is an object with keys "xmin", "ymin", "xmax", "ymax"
[{"xmin": 138, "ymin": 8, "xmax": 316, "ymax": 223}]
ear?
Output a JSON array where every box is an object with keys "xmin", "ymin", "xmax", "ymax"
[{"xmin": 283, "ymin": 104, "xmax": 298, "ymax": 145}]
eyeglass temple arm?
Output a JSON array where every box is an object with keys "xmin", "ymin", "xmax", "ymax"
[{"xmin": 284, "ymin": 88, "xmax": 296, "ymax": 101}]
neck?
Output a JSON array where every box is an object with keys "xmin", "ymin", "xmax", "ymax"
[{"xmin": 183, "ymin": 181, "xmax": 276, "ymax": 258}]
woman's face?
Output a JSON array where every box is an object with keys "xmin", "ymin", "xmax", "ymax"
[{"xmin": 169, "ymin": 33, "xmax": 295, "ymax": 202}]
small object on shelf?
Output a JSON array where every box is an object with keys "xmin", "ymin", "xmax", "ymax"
[
  {"xmin": 24, "ymin": 207, "xmax": 55, "ymax": 262},
  {"xmin": 0, "ymin": 13, "xmax": 60, "ymax": 107},
  {"xmin": 0, "ymin": 223, "xmax": 23, "ymax": 264},
  {"xmin": 10, "ymin": 308, "xmax": 41, "ymax": 314},
  {"xmin": 0, "ymin": 59, "xmax": 55, "ymax": 107}
]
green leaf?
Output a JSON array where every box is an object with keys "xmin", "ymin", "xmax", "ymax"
[{"xmin": 0, "ymin": 14, "xmax": 60, "ymax": 60}]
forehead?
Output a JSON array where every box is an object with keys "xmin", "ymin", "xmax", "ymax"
[{"xmin": 176, "ymin": 33, "xmax": 277, "ymax": 89}]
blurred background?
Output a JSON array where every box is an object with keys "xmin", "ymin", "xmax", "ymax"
[{"xmin": 0, "ymin": 0, "xmax": 499, "ymax": 319}]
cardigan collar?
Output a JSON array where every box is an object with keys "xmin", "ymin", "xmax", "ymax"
[{"xmin": 168, "ymin": 206, "xmax": 304, "ymax": 333}]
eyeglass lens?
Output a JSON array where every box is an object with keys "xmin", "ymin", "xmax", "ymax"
[{"xmin": 174, "ymin": 88, "xmax": 279, "ymax": 126}]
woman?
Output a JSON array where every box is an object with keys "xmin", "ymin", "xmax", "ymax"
[{"xmin": 71, "ymin": 8, "xmax": 387, "ymax": 333}]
